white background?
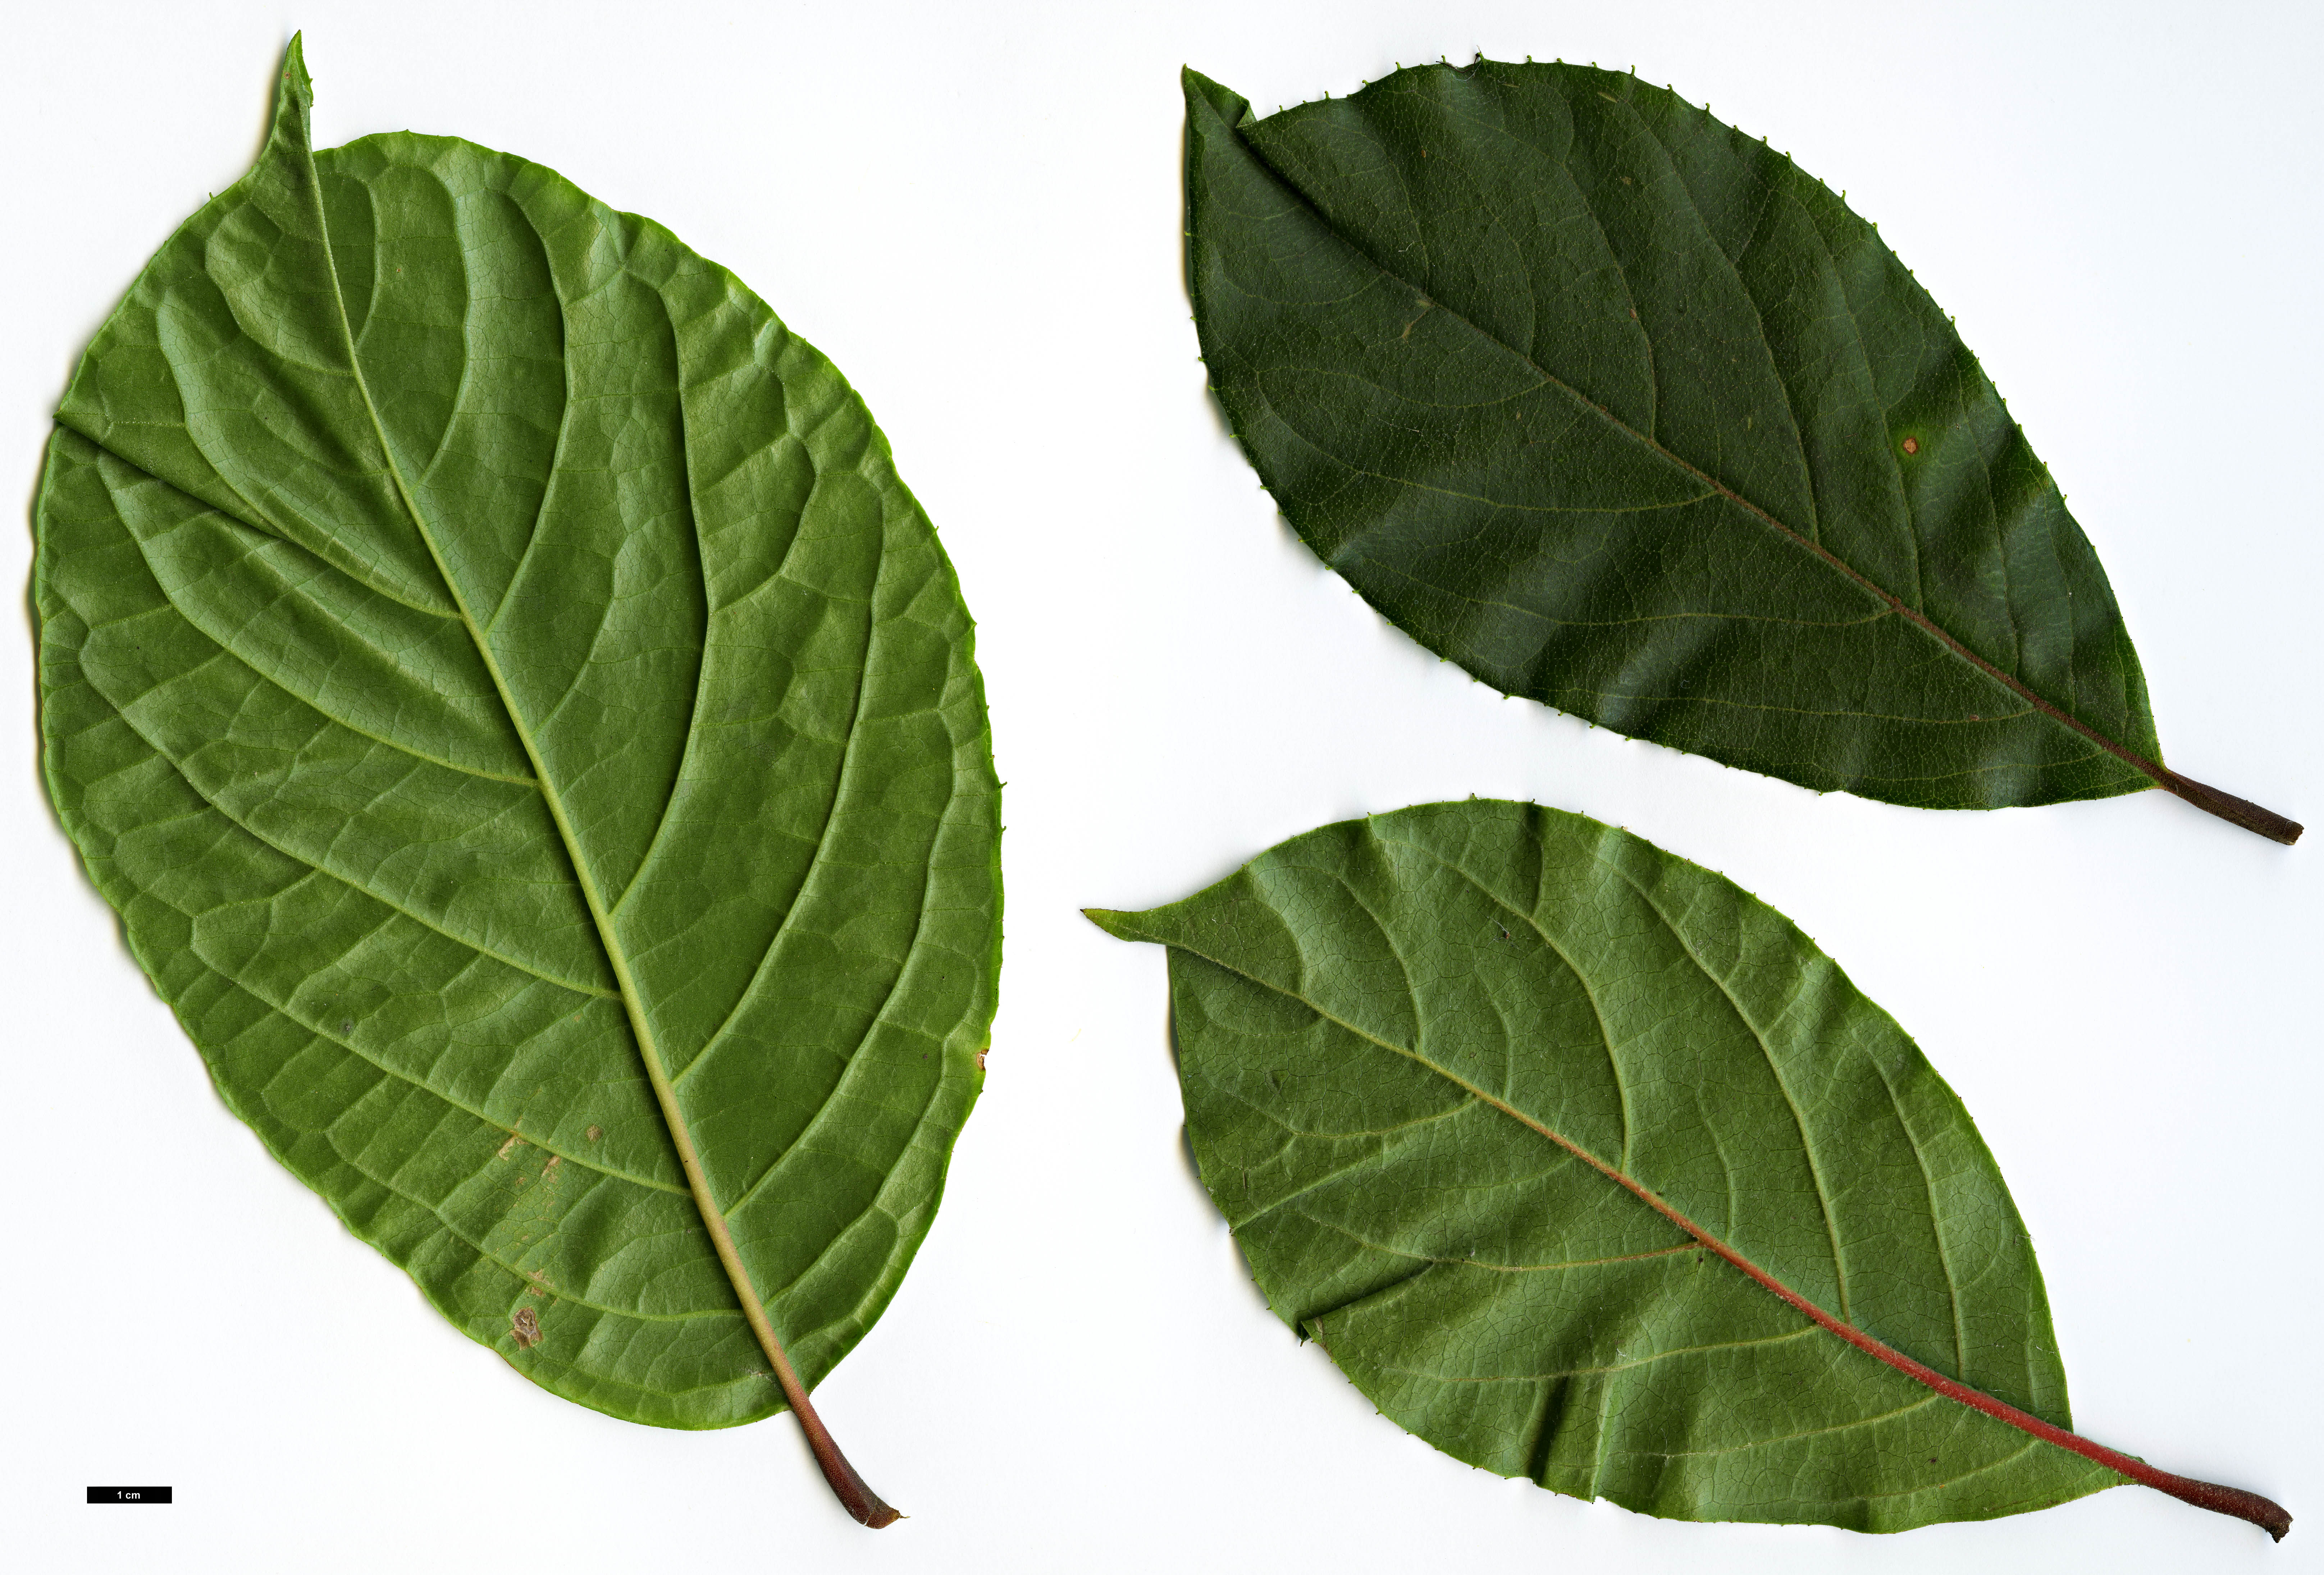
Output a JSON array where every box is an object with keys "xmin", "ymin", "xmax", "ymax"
[{"xmin": 4, "ymin": 2, "xmax": 2317, "ymax": 1571}]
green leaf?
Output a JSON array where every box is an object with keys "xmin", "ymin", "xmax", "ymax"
[
  {"xmin": 1183, "ymin": 64, "xmax": 2298, "ymax": 844},
  {"xmin": 1087, "ymin": 800, "xmax": 2287, "ymax": 1537},
  {"xmin": 33, "ymin": 38, "xmax": 999, "ymax": 1525}
]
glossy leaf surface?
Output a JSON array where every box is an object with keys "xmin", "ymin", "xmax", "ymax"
[
  {"xmin": 34, "ymin": 38, "xmax": 999, "ymax": 1495},
  {"xmin": 1184, "ymin": 64, "xmax": 2297, "ymax": 842},
  {"xmin": 1088, "ymin": 801, "xmax": 2286, "ymax": 1535}
]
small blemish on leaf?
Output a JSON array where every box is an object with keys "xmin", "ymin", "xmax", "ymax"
[
  {"xmin": 511, "ymin": 1307, "xmax": 543, "ymax": 1349},
  {"xmin": 1901, "ymin": 436, "xmax": 1920, "ymax": 455},
  {"xmin": 339, "ymin": 1017, "xmax": 353, "ymax": 1036},
  {"xmin": 585, "ymin": 1125, "xmax": 603, "ymax": 1142},
  {"xmin": 495, "ymin": 1132, "xmax": 522, "ymax": 1161}
]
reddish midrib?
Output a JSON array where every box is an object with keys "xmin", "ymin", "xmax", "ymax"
[
  {"xmin": 1153, "ymin": 920, "xmax": 2296, "ymax": 1540},
  {"xmin": 1513, "ymin": 1099, "xmax": 2292, "ymax": 1539}
]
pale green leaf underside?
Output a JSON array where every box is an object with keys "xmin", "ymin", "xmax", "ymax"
[
  {"xmin": 1186, "ymin": 63, "xmax": 2165, "ymax": 811},
  {"xmin": 1092, "ymin": 801, "xmax": 2121, "ymax": 1530},
  {"xmin": 36, "ymin": 45, "xmax": 999, "ymax": 1428}
]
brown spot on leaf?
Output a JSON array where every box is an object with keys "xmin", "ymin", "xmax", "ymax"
[
  {"xmin": 495, "ymin": 1133, "xmax": 522, "ymax": 1161},
  {"xmin": 1901, "ymin": 436, "xmax": 1920, "ymax": 455},
  {"xmin": 542, "ymin": 1155, "xmax": 561, "ymax": 1180},
  {"xmin": 585, "ymin": 1125, "xmax": 603, "ymax": 1142},
  {"xmin": 511, "ymin": 1307, "xmax": 542, "ymax": 1349}
]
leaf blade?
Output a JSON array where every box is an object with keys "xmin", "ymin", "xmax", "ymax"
[
  {"xmin": 1184, "ymin": 64, "xmax": 2298, "ymax": 841},
  {"xmin": 35, "ymin": 38, "xmax": 999, "ymax": 1518},
  {"xmin": 1090, "ymin": 801, "xmax": 2286, "ymax": 1534}
]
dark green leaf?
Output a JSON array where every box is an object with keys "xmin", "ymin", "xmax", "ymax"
[
  {"xmin": 33, "ymin": 39, "xmax": 1000, "ymax": 1525},
  {"xmin": 1087, "ymin": 800, "xmax": 2287, "ymax": 1536},
  {"xmin": 1183, "ymin": 63, "xmax": 2297, "ymax": 844}
]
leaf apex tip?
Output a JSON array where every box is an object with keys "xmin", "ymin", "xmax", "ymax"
[
  {"xmin": 1082, "ymin": 907, "xmax": 1147, "ymax": 942},
  {"xmin": 274, "ymin": 31, "xmax": 315, "ymax": 115}
]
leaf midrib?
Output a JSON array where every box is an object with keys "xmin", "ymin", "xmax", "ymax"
[
  {"xmin": 1219, "ymin": 96, "xmax": 2176, "ymax": 794},
  {"xmin": 292, "ymin": 121, "xmax": 803, "ymax": 1381},
  {"xmin": 1137, "ymin": 911, "xmax": 2151, "ymax": 1487}
]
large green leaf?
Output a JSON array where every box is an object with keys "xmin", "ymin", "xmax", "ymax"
[
  {"xmin": 1087, "ymin": 800, "xmax": 2287, "ymax": 1537},
  {"xmin": 33, "ymin": 39, "xmax": 999, "ymax": 1525},
  {"xmin": 1184, "ymin": 64, "xmax": 2298, "ymax": 844}
]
